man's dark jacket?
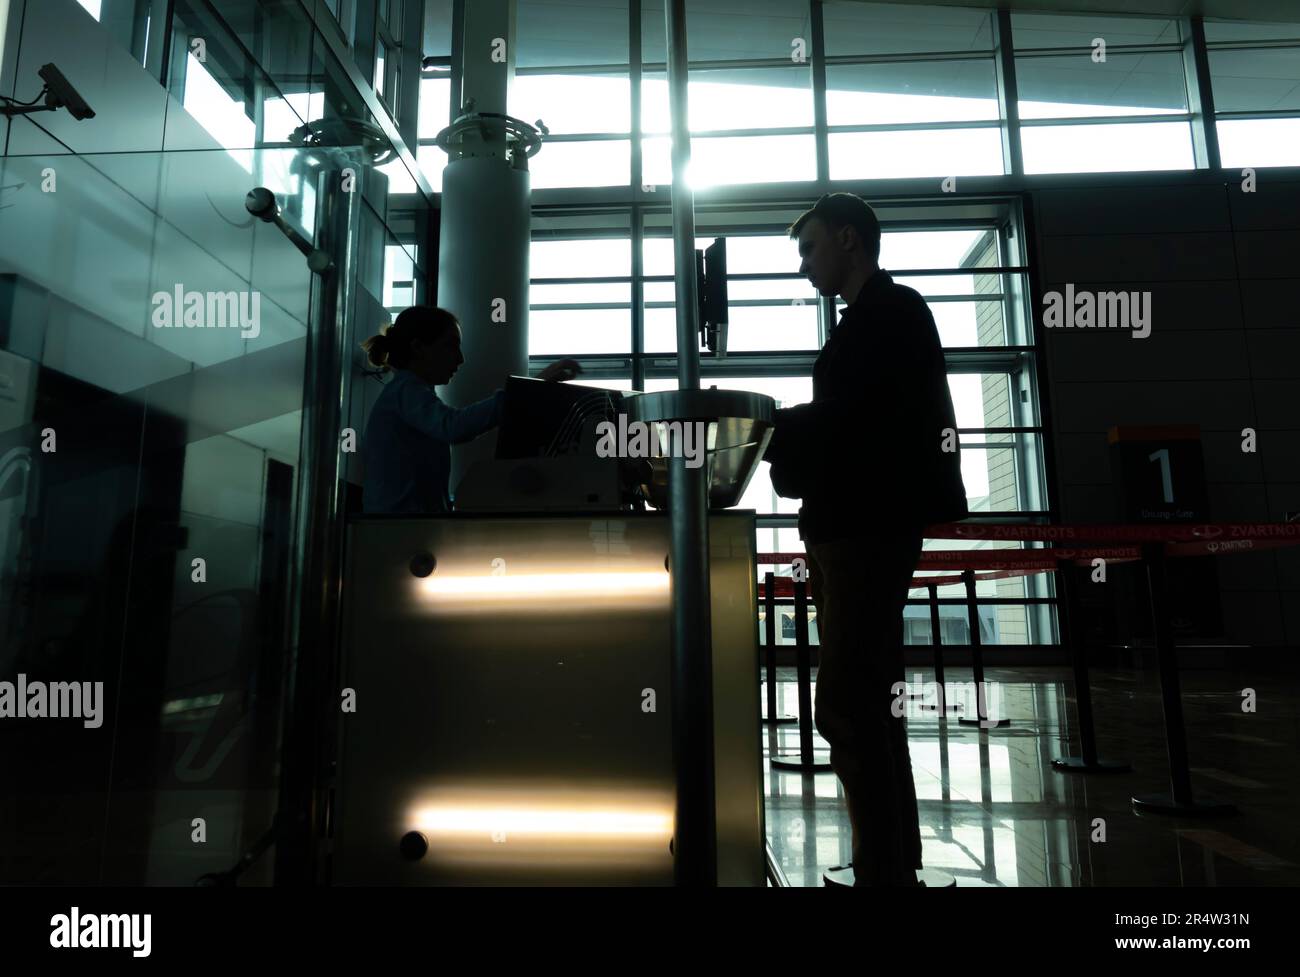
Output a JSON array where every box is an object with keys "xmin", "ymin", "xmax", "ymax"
[{"xmin": 764, "ymin": 268, "xmax": 969, "ymax": 543}]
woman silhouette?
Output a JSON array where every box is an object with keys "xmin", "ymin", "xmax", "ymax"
[{"xmin": 359, "ymin": 306, "xmax": 578, "ymax": 514}]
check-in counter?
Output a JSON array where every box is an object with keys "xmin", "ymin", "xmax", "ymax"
[
  {"xmin": 332, "ymin": 510, "xmax": 765, "ymax": 885},
  {"xmin": 332, "ymin": 384, "xmax": 769, "ymax": 883}
]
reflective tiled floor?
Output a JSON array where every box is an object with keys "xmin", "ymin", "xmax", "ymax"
[{"xmin": 762, "ymin": 665, "xmax": 1300, "ymax": 886}]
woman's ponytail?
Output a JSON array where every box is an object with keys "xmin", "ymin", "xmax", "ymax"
[{"xmin": 360, "ymin": 328, "xmax": 393, "ymax": 368}]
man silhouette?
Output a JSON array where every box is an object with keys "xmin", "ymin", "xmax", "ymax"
[{"xmin": 765, "ymin": 193, "xmax": 968, "ymax": 886}]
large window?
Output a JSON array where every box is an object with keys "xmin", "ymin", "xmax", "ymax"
[
  {"xmin": 1205, "ymin": 19, "xmax": 1300, "ymax": 168},
  {"xmin": 416, "ymin": 1, "xmax": 1300, "ymax": 648},
  {"xmin": 1012, "ymin": 12, "xmax": 1196, "ymax": 174},
  {"xmin": 824, "ymin": 3, "xmax": 1005, "ymax": 179},
  {"xmin": 417, "ymin": 2, "xmax": 1300, "ymax": 191},
  {"xmin": 642, "ymin": 0, "xmax": 818, "ymax": 190},
  {"xmin": 509, "ymin": 0, "xmax": 632, "ymax": 189},
  {"xmin": 525, "ymin": 202, "xmax": 1051, "ymax": 645},
  {"xmin": 374, "ymin": 0, "xmax": 404, "ymax": 120},
  {"xmin": 528, "ymin": 216, "xmax": 633, "ymax": 358}
]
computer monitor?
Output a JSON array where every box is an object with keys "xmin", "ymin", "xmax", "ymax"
[
  {"xmin": 494, "ymin": 375, "xmax": 627, "ymax": 459},
  {"xmin": 698, "ymin": 237, "xmax": 728, "ymax": 353}
]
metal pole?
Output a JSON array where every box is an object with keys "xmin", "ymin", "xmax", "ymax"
[
  {"xmin": 925, "ymin": 582, "xmax": 959, "ymax": 715},
  {"xmin": 764, "ymin": 571, "xmax": 778, "ymax": 722},
  {"xmin": 1150, "ymin": 543, "xmax": 1193, "ymax": 804},
  {"xmin": 1131, "ymin": 543, "xmax": 1235, "ymax": 815},
  {"xmin": 762, "ymin": 571, "xmax": 794, "ymax": 726},
  {"xmin": 808, "ymin": 0, "xmax": 834, "ymax": 342},
  {"xmin": 930, "ymin": 583, "xmax": 944, "ymax": 703},
  {"xmin": 769, "ymin": 572, "xmax": 832, "ymax": 774},
  {"xmin": 794, "ymin": 577, "xmax": 813, "ymax": 765},
  {"xmin": 665, "ymin": 0, "xmax": 716, "ymax": 887},
  {"xmin": 1051, "ymin": 559, "xmax": 1130, "ymax": 773},
  {"xmin": 668, "ymin": 461, "xmax": 716, "ymax": 886},
  {"xmin": 666, "ymin": 0, "xmax": 700, "ymax": 394},
  {"xmin": 274, "ymin": 166, "xmax": 359, "ymax": 884},
  {"xmin": 1064, "ymin": 560, "xmax": 1098, "ymax": 764},
  {"xmin": 958, "ymin": 568, "xmax": 1008, "ymax": 728}
]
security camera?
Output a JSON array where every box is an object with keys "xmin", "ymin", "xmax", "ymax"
[
  {"xmin": 0, "ymin": 63, "xmax": 94, "ymax": 121},
  {"xmin": 37, "ymin": 64, "xmax": 95, "ymax": 120}
]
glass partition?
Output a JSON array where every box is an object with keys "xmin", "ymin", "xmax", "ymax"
[{"xmin": 0, "ymin": 143, "xmax": 375, "ymax": 883}]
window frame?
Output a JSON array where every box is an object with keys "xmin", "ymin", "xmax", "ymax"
[{"xmin": 413, "ymin": 1, "xmax": 1300, "ymax": 651}]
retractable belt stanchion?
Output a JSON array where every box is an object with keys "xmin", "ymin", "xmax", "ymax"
[
  {"xmin": 920, "ymin": 582, "xmax": 962, "ymax": 716},
  {"xmin": 770, "ymin": 574, "xmax": 832, "ymax": 772},
  {"xmin": 910, "ymin": 588, "xmax": 960, "ymax": 886},
  {"xmin": 1052, "ymin": 558, "xmax": 1129, "ymax": 773},
  {"xmin": 762, "ymin": 571, "xmax": 796, "ymax": 726},
  {"xmin": 1131, "ymin": 543, "xmax": 1237, "ymax": 817},
  {"xmin": 957, "ymin": 568, "xmax": 1009, "ymax": 728},
  {"xmin": 900, "ymin": 585, "xmax": 924, "ymax": 701}
]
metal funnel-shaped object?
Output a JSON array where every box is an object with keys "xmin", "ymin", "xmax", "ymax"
[{"xmin": 624, "ymin": 388, "xmax": 775, "ymax": 509}]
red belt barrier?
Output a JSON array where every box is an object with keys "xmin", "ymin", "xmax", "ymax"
[
  {"xmin": 917, "ymin": 548, "xmax": 1142, "ymax": 569},
  {"xmin": 759, "ymin": 565, "xmax": 1051, "ymax": 599},
  {"xmin": 756, "ymin": 522, "xmax": 1300, "ymax": 594},
  {"xmin": 1166, "ymin": 537, "xmax": 1300, "ymax": 556},
  {"xmin": 924, "ymin": 521, "xmax": 1300, "ymax": 543},
  {"xmin": 759, "ymin": 548, "xmax": 1142, "ymax": 569},
  {"xmin": 757, "ymin": 522, "xmax": 1300, "ymax": 567}
]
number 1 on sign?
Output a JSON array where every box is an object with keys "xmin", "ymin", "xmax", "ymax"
[{"xmin": 1148, "ymin": 448, "xmax": 1173, "ymax": 503}]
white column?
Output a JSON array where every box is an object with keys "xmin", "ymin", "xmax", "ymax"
[{"xmin": 437, "ymin": 0, "xmax": 529, "ymax": 494}]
